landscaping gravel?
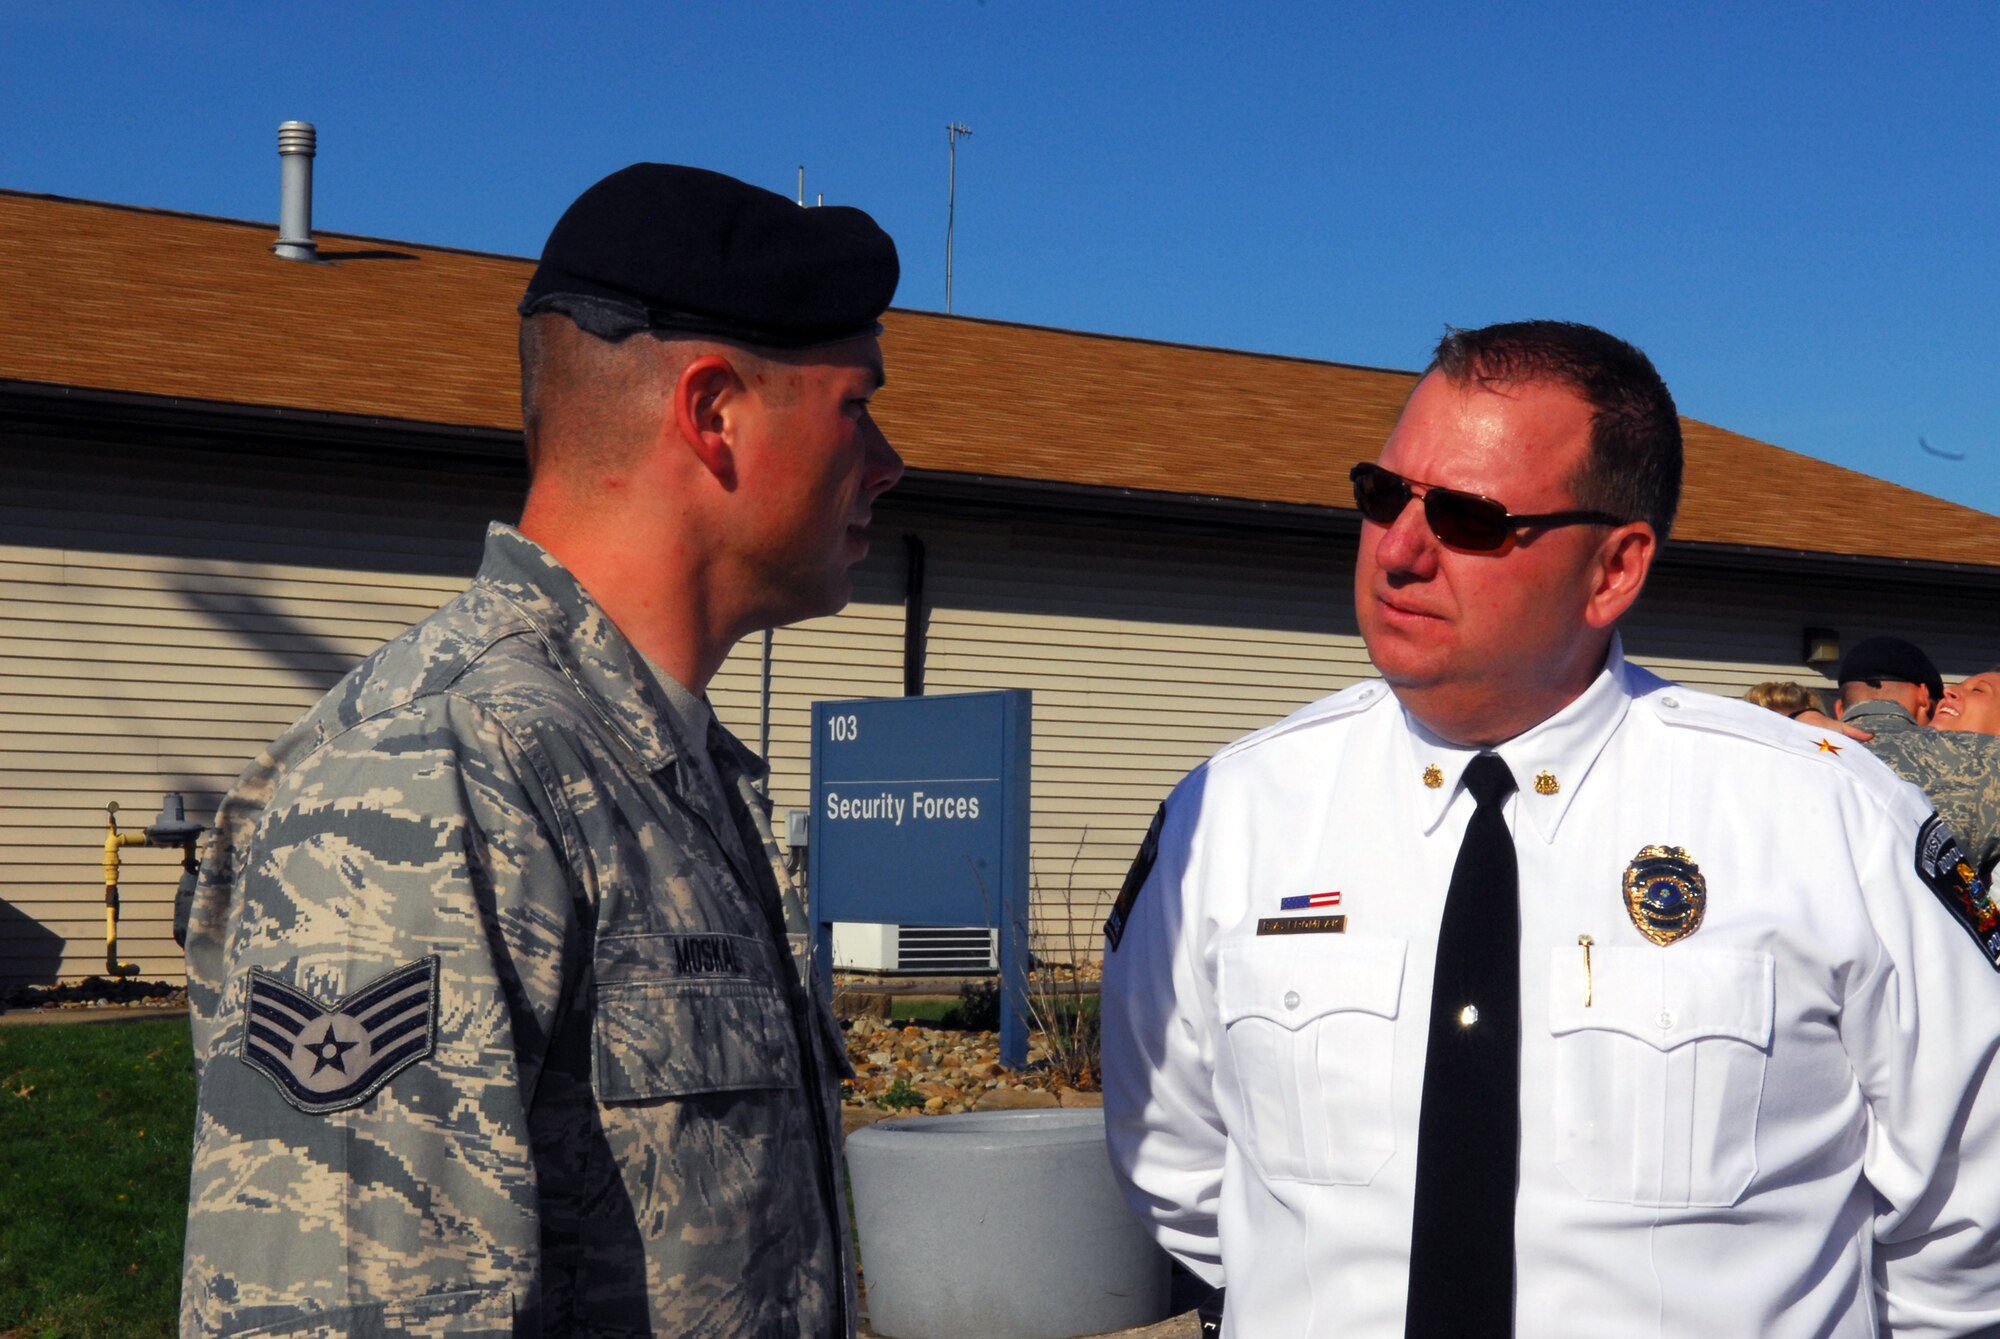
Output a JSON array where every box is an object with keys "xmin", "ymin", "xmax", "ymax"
[
  {"xmin": 0, "ymin": 976, "xmax": 188, "ymax": 1013},
  {"xmin": 840, "ymin": 1013, "xmax": 1102, "ymax": 1120}
]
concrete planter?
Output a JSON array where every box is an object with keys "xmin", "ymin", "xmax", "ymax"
[{"xmin": 847, "ymin": 1107, "xmax": 1170, "ymax": 1339}]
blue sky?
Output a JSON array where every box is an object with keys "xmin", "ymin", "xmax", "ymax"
[{"xmin": 6, "ymin": 2, "xmax": 1997, "ymax": 517}]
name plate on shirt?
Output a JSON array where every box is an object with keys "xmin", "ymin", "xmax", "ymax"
[{"xmin": 1256, "ymin": 914, "xmax": 1347, "ymax": 936}]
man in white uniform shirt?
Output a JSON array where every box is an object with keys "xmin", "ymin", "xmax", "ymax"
[{"xmin": 1101, "ymin": 320, "xmax": 2000, "ymax": 1338}]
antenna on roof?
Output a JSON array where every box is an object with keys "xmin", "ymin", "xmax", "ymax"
[
  {"xmin": 273, "ymin": 122, "xmax": 319, "ymax": 263},
  {"xmin": 946, "ymin": 122, "xmax": 973, "ymax": 313}
]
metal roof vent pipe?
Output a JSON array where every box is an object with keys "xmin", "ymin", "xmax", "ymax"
[{"xmin": 273, "ymin": 121, "xmax": 319, "ymax": 262}]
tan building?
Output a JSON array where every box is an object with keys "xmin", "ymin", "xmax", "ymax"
[{"xmin": 3, "ymin": 189, "xmax": 1998, "ymax": 985}]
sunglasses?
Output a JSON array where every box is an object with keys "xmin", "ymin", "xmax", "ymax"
[{"xmin": 1349, "ymin": 462, "xmax": 1629, "ymax": 552}]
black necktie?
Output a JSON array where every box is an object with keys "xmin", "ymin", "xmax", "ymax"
[{"xmin": 1407, "ymin": 752, "xmax": 1520, "ymax": 1339}]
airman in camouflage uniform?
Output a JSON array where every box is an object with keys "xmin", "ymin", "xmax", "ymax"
[
  {"xmin": 1843, "ymin": 697, "xmax": 2000, "ymax": 880},
  {"xmin": 182, "ymin": 164, "xmax": 903, "ymax": 1337}
]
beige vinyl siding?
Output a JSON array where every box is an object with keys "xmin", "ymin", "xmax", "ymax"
[
  {"xmin": 5, "ymin": 432, "xmax": 1997, "ymax": 987},
  {"xmin": 0, "ymin": 435, "xmax": 512, "ymax": 985},
  {"xmin": 1623, "ymin": 567, "xmax": 2000, "ymax": 698},
  {"xmin": 0, "ymin": 430, "xmax": 919, "ymax": 987}
]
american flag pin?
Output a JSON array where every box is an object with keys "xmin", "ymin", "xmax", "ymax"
[{"xmin": 1279, "ymin": 890, "xmax": 1342, "ymax": 911}]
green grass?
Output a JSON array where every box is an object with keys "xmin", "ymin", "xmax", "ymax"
[
  {"xmin": 0, "ymin": 1019, "xmax": 194, "ymax": 1339},
  {"xmin": 886, "ymin": 996, "xmax": 956, "ymax": 1024},
  {"xmin": 0, "ymin": 998, "xmax": 1112, "ymax": 1339},
  {"xmin": 884, "ymin": 991, "xmax": 1101, "ymax": 1028}
]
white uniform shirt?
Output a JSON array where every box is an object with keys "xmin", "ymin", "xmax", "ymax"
[{"xmin": 1102, "ymin": 642, "xmax": 2000, "ymax": 1338}]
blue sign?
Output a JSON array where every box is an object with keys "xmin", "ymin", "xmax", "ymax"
[{"xmin": 810, "ymin": 690, "xmax": 1032, "ymax": 1067}]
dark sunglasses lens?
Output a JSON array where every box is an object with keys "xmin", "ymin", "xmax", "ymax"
[
  {"xmin": 1351, "ymin": 466, "xmax": 1410, "ymax": 524},
  {"xmin": 1424, "ymin": 489, "xmax": 1511, "ymax": 550}
]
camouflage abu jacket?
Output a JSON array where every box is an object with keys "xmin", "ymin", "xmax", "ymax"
[
  {"xmin": 1847, "ymin": 697, "xmax": 2000, "ymax": 880},
  {"xmin": 182, "ymin": 523, "xmax": 854, "ymax": 1338}
]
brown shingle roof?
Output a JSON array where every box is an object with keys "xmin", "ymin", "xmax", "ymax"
[{"xmin": 4, "ymin": 189, "xmax": 1995, "ymax": 567}]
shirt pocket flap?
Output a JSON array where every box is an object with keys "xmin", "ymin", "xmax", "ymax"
[
  {"xmin": 1217, "ymin": 935, "xmax": 1406, "ymax": 1031},
  {"xmin": 592, "ymin": 932, "xmax": 802, "ymax": 1101},
  {"xmin": 1548, "ymin": 945, "xmax": 1774, "ymax": 1052}
]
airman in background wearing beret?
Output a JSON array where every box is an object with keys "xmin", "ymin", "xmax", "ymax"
[
  {"xmin": 1834, "ymin": 637, "xmax": 2000, "ymax": 879},
  {"xmin": 182, "ymin": 164, "xmax": 902, "ymax": 1337}
]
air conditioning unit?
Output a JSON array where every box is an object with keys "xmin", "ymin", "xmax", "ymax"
[{"xmin": 832, "ymin": 922, "xmax": 998, "ymax": 974}]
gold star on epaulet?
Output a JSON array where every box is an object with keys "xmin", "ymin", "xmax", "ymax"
[{"xmin": 1815, "ymin": 738, "xmax": 1843, "ymax": 754}]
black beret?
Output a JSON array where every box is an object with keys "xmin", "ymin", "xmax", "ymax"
[
  {"xmin": 1836, "ymin": 635, "xmax": 1943, "ymax": 700},
  {"xmin": 519, "ymin": 163, "xmax": 898, "ymax": 349}
]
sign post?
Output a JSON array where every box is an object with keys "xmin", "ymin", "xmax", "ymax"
[{"xmin": 809, "ymin": 690, "xmax": 1032, "ymax": 1068}]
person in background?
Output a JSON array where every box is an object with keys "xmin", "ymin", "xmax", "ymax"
[
  {"xmin": 1833, "ymin": 635, "xmax": 1942, "ymax": 727},
  {"xmin": 1820, "ymin": 638, "xmax": 2000, "ymax": 879},
  {"xmin": 1743, "ymin": 680, "xmax": 1825, "ymax": 718},
  {"xmin": 1936, "ymin": 668, "xmax": 2000, "ymax": 735}
]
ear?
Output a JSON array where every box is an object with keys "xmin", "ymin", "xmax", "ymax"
[
  {"xmin": 1582, "ymin": 522, "xmax": 1657, "ymax": 631},
  {"xmin": 1913, "ymin": 684, "xmax": 1935, "ymax": 723},
  {"xmin": 670, "ymin": 353, "xmax": 743, "ymax": 488},
  {"xmin": 1834, "ymin": 699, "xmax": 1848, "ymax": 721}
]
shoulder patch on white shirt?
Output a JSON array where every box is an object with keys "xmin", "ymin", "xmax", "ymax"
[
  {"xmin": 1915, "ymin": 813, "xmax": 2000, "ymax": 970},
  {"xmin": 1104, "ymin": 804, "xmax": 1165, "ymax": 952}
]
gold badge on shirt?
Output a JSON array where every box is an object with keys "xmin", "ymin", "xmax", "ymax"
[{"xmin": 1622, "ymin": 845, "xmax": 1707, "ymax": 946}]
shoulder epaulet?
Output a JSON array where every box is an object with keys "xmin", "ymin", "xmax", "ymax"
[
  {"xmin": 1643, "ymin": 680, "xmax": 1832, "ymax": 746},
  {"xmin": 1636, "ymin": 676, "xmax": 1898, "ymax": 778},
  {"xmin": 1210, "ymin": 679, "xmax": 1392, "ymax": 767}
]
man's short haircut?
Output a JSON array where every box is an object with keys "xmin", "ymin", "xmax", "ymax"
[
  {"xmin": 519, "ymin": 313, "xmax": 806, "ymax": 481},
  {"xmin": 517, "ymin": 313, "xmax": 557, "ymax": 468},
  {"xmin": 1838, "ymin": 677, "xmax": 1926, "ymax": 713},
  {"xmin": 1429, "ymin": 320, "xmax": 1683, "ymax": 542},
  {"xmin": 518, "ymin": 313, "xmax": 665, "ymax": 479}
]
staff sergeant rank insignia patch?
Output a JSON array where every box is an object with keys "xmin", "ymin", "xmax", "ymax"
[
  {"xmin": 1105, "ymin": 804, "xmax": 1165, "ymax": 952},
  {"xmin": 240, "ymin": 957, "xmax": 440, "ymax": 1114},
  {"xmin": 1915, "ymin": 813, "xmax": 2000, "ymax": 969},
  {"xmin": 1623, "ymin": 845, "xmax": 1707, "ymax": 946}
]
